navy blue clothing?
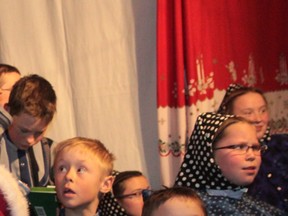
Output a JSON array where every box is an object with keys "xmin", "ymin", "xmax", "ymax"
[
  {"xmin": 175, "ymin": 113, "xmax": 286, "ymax": 215},
  {"xmin": 199, "ymin": 190, "xmax": 285, "ymax": 216},
  {"xmin": 248, "ymin": 134, "xmax": 288, "ymax": 212}
]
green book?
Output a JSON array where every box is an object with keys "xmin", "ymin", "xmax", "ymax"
[{"xmin": 28, "ymin": 187, "xmax": 60, "ymax": 216}]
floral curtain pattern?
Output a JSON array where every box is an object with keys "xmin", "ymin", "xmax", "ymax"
[{"xmin": 157, "ymin": 0, "xmax": 288, "ymax": 186}]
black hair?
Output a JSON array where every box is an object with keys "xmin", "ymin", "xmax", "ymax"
[
  {"xmin": 112, "ymin": 170, "xmax": 143, "ymax": 198},
  {"xmin": 0, "ymin": 64, "xmax": 20, "ymax": 75}
]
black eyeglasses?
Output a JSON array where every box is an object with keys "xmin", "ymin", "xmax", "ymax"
[
  {"xmin": 213, "ymin": 144, "xmax": 267, "ymax": 155},
  {"xmin": 115, "ymin": 189, "xmax": 152, "ymax": 201}
]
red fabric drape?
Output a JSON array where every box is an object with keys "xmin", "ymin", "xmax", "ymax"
[
  {"xmin": 158, "ymin": 0, "xmax": 288, "ymax": 107},
  {"xmin": 157, "ymin": 0, "xmax": 288, "ymax": 186}
]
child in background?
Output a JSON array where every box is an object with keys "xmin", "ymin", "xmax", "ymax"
[
  {"xmin": 0, "ymin": 74, "xmax": 56, "ymax": 187},
  {"xmin": 113, "ymin": 171, "xmax": 150, "ymax": 216},
  {"xmin": 175, "ymin": 112, "xmax": 285, "ymax": 215},
  {"xmin": 142, "ymin": 187, "xmax": 207, "ymax": 216},
  {"xmin": 218, "ymin": 83, "xmax": 288, "ymax": 212},
  {"xmin": 54, "ymin": 137, "xmax": 115, "ymax": 216},
  {"xmin": 0, "ymin": 64, "xmax": 21, "ymax": 131},
  {"xmin": 0, "ymin": 64, "xmax": 21, "ymax": 108},
  {"xmin": 98, "ymin": 170, "xmax": 150, "ymax": 216}
]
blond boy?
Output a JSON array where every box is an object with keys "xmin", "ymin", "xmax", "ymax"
[{"xmin": 54, "ymin": 137, "xmax": 115, "ymax": 216}]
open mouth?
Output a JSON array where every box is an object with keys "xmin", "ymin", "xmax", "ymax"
[{"xmin": 64, "ymin": 188, "xmax": 76, "ymax": 195}]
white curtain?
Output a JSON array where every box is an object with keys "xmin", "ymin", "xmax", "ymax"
[{"xmin": 0, "ymin": 0, "xmax": 160, "ymax": 188}]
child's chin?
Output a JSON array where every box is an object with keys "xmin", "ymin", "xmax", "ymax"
[
  {"xmin": 63, "ymin": 202, "xmax": 79, "ymax": 209},
  {"xmin": 239, "ymin": 180, "xmax": 254, "ymax": 187}
]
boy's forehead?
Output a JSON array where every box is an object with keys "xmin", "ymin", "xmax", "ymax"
[
  {"xmin": 0, "ymin": 72, "xmax": 20, "ymax": 85},
  {"xmin": 61, "ymin": 145, "xmax": 96, "ymax": 157},
  {"xmin": 12, "ymin": 112, "xmax": 49, "ymax": 129},
  {"xmin": 56, "ymin": 147, "xmax": 101, "ymax": 164}
]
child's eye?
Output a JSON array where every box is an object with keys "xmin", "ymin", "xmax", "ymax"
[
  {"xmin": 77, "ymin": 167, "xmax": 86, "ymax": 173},
  {"xmin": 20, "ymin": 129, "xmax": 29, "ymax": 134},
  {"xmin": 243, "ymin": 111, "xmax": 253, "ymax": 116},
  {"xmin": 260, "ymin": 107, "xmax": 267, "ymax": 113},
  {"xmin": 58, "ymin": 166, "xmax": 67, "ymax": 173},
  {"xmin": 235, "ymin": 144, "xmax": 247, "ymax": 150}
]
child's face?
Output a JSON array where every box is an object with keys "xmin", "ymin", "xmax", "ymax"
[
  {"xmin": 214, "ymin": 122, "xmax": 261, "ymax": 186},
  {"xmin": 8, "ymin": 112, "xmax": 48, "ymax": 150},
  {"xmin": 117, "ymin": 176, "xmax": 150, "ymax": 216},
  {"xmin": 0, "ymin": 72, "xmax": 20, "ymax": 107},
  {"xmin": 152, "ymin": 197, "xmax": 205, "ymax": 216},
  {"xmin": 54, "ymin": 146, "xmax": 111, "ymax": 213},
  {"xmin": 232, "ymin": 92, "xmax": 269, "ymax": 139}
]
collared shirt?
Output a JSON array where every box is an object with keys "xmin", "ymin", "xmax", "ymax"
[{"xmin": 0, "ymin": 132, "xmax": 51, "ymax": 187}]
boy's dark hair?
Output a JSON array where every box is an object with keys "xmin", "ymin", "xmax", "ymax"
[
  {"xmin": 0, "ymin": 64, "xmax": 20, "ymax": 75},
  {"xmin": 112, "ymin": 170, "xmax": 143, "ymax": 198},
  {"xmin": 142, "ymin": 187, "xmax": 207, "ymax": 216},
  {"xmin": 7, "ymin": 74, "xmax": 56, "ymax": 123}
]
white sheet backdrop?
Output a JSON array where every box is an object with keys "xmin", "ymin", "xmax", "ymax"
[{"xmin": 0, "ymin": 0, "xmax": 160, "ymax": 188}]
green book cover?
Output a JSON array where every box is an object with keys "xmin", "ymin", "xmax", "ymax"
[{"xmin": 28, "ymin": 187, "xmax": 59, "ymax": 216}]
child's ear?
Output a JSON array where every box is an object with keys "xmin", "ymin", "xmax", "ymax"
[
  {"xmin": 4, "ymin": 104, "xmax": 10, "ymax": 112},
  {"xmin": 99, "ymin": 175, "xmax": 115, "ymax": 194}
]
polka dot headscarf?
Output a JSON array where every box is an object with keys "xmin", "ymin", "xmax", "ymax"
[
  {"xmin": 175, "ymin": 112, "xmax": 243, "ymax": 191},
  {"xmin": 97, "ymin": 171, "xmax": 128, "ymax": 216},
  {"xmin": 217, "ymin": 83, "xmax": 271, "ymax": 144},
  {"xmin": 217, "ymin": 83, "xmax": 247, "ymax": 114}
]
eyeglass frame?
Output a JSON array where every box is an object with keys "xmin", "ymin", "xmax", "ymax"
[
  {"xmin": 114, "ymin": 189, "xmax": 153, "ymax": 201},
  {"xmin": 213, "ymin": 144, "xmax": 267, "ymax": 154}
]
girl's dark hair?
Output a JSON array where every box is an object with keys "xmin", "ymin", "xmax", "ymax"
[
  {"xmin": 212, "ymin": 116, "xmax": 251, "ymax": 148},
  {"xmin": 218, "ymin": 86, "xmax": 267, "ymax": 114},
  {"xmin": 112, "ymin": 170, "xmax": 143, "ymax": 198}
]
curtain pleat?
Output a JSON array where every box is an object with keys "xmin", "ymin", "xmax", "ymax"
[{"xmin": 157, "ymin": 0, "xmax": 288, "ymax": 186}]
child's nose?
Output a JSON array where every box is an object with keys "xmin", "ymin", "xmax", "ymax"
[
  {"xmin": 65, "ymin": 169, "xmax": 75, "ymax": 182},
  {"xmin": 252, "ymin": 112, "xmax": 263, "ymax": 123},
  {"xmin": 26, "ymin": 135, "xmax": 36, "ymax": 145},
  {"xmin": 245, "ymin": 147, "xmax": 256, "ymax": 160}
]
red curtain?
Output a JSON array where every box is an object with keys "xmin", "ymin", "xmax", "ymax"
[{"xmin": 157, "ymin": 0, "xmax": 288, "ymax": 186}]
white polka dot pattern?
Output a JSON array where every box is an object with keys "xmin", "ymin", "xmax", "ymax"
[
  {"xmin": 97, "ymin": 171, "xmax": 128, "ymax": 216},
  {"xmin": 175, "ymin": 112, "xmax": 241, "ymax": 190}
]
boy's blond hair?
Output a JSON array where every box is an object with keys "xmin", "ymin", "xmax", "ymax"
[{"xmin": 54, "ymin": 137, "xmax": 115, "ymax": 176}]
